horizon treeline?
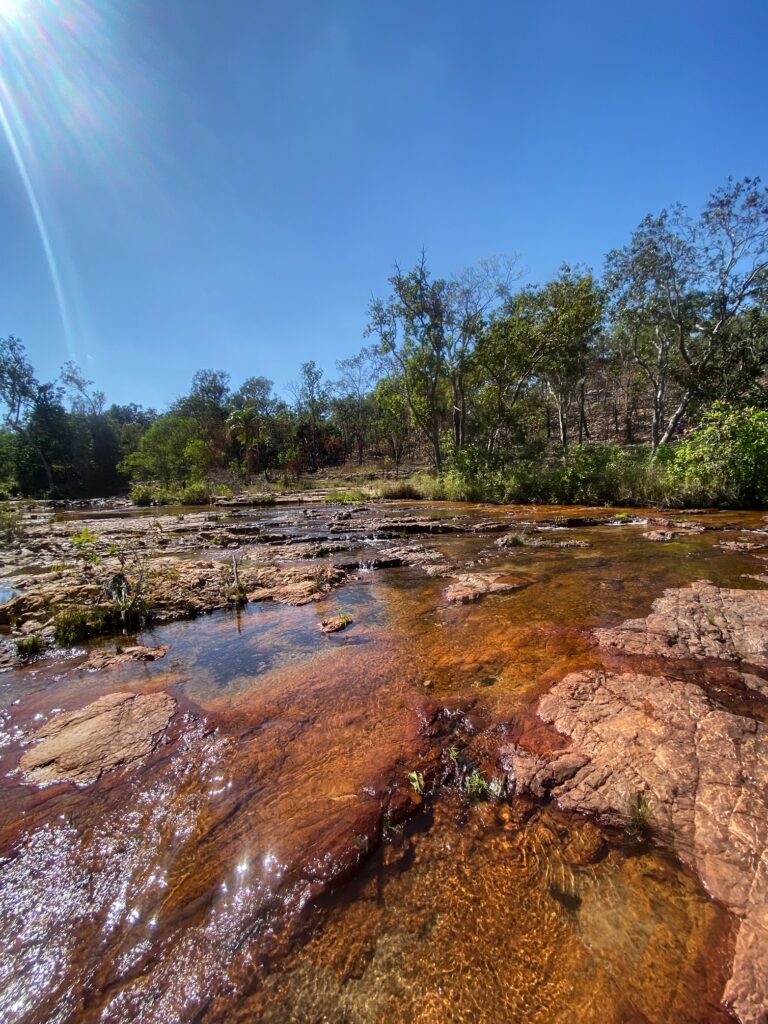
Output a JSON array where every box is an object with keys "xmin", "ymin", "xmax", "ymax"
[{"xmin": 1, "ymin": 175, "xmax": 767, "ymax": 506}]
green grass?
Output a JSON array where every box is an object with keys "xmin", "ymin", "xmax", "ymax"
[
  {"xmin": 53, "ymin": 605, "xmax": 111, "ymax": 646},
  {"xmin": 463, "ymin": 769, "xmax": 490, "ymax": 801},
  {"xmin": 0, "ymin": 506, "xmax": 23, "ymax": 543},
  {"xmin": 324, "ymin": 488, "xmax": 369, "ymax": 505},
  {"xmin": 625, "ymin": 791, "xmax": 652, "ymax": 844},
  {"xmin": 16, "ymin": 634, "xmax": 43, "ymax": 660},
  {"xmin": 377, "ymin": 480, "xmax": 424, "ymax": 500}
]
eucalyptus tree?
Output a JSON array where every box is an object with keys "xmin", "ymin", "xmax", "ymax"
[
  {"xmin": 228, "ymin": 376, "xmax": 279, "ymax": 482},
  {"xmin": 0, "ymin": 335, "xmax": 61, "ymax": 493},
  {"xmin": 367, "ymin": 253, "xmax": 516, "ymax": 470},
  {"xmin": 474, "ymin": 288, "xmax": 551, "ymax": 458},
  {"xmin": 291, "ymin": 360, "xmax": 330, "ymax": 471},
  {"xmin": 606, "ymin": 177, "xmax": 768, "ymax": 449},
  {"xmin": 334, "ymin": 348, "xmax": 379, "ymax": 464},
  {"xmin": 536, "ymin": 266, "xmax": 604, "ymax": 450}
]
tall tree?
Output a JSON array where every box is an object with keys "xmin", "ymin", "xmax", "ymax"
[
  {"xmin": 0, "ymin": 336, "xmax": 59, "ymax": 493},
  {"xmin": 536, "ymin": 267, "xmax": 604, "ymax": 449},
  {"xmin": 606, "ymin": 177, "xmax": 768, "ymax": 449}
]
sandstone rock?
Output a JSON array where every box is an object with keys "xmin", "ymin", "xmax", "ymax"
[
  {"xmin": 515, "ymin": 669, "xmax": 768, "ymax": 1024},
  {"xmin": 597, "ymin": 580, "xmax": 768, "ymax": 668},
  {"xmin": 496, "ymin": 532, "xmax": 592, "ymax": 549},
  {"xmin": 444, "ymin": 572, "xmax": 530, "ymax": 604},
  {"xmin": 320, "ymin": 614, "xmax": 352, "ymax": 634},
  {"xmin": 81, "ymin": 644, "xmax": 171, "ymax": 671},
  {"xmin": 19, "ymin": 691, "xmax": 176, "ymax": 785}
]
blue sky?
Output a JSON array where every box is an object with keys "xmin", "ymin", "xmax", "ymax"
[{"xmin": 1, "ymin": 0, "xmax": 767, "ymax": 410}]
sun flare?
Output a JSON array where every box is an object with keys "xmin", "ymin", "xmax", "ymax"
[{"xmin": 0, "ymin": 0, "xmax": 27, "ymax": 26}]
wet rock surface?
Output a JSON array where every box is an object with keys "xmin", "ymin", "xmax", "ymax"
[
  {"xmin": 444, "ymin": 572, "xmax": 532, "ymax": 604},
  {"xmin": 508, "ymin": 581, "xmax": 768, "ymax": 1024},
  {"xmin": 80, "ymin": 644, "xmax": 171, "ymax": 671},
  {"xmin": 1, "ymin": 499, "xmax": 767, "ymax": 1024},
  {"xmin": 19, "ymin": 691, "xmax": 177, "ymax": 785},
  {"xmin": 597, "ymin": 580, "xmax": 768, "ymax": 668}
]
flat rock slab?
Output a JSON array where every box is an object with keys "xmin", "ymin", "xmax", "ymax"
[
  {"xmin": 19, "ymin": 691, "xmax": 176, "ymax": 786},
  {"xmin": 444, "ymin": 572, "xmax": 530, "ymax": 604},
  {"xmin": 508, "ymin": 581, "xmax": 768, "ymax": 1024},
  {"xmin": 506, "ymin": 668, "xmax": 768, "ymax": 1024},
  {"xmin": 597, "ymin": 580, "xmax": 768, "ymax": 667},
  {"xmin": 81, "ymin": 644, "xmax": 171, "ymax": 671}
]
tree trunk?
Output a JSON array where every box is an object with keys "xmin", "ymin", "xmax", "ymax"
[
  {"xmin": 556, "ymin": 403, "xmax": 568, "ymax": 450},
  {"xmin": 33, "ymin": 442, "xmax": 55, "ymax": 495},
  {"xmin": 657, "ymin": 391, "xmax": 691, "ymax": 450}
]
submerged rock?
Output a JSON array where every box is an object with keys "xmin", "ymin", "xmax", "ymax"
[
  {"xmin": 320, "ymin": 614, "xmax": 352, "ymax": 634},
  {"xmin": 19, "ymin": 691, "xmax": 176, "ymax": 786}
]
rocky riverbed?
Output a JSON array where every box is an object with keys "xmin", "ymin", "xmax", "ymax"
[{"xmin": 1, "ymin": 496, "xmax": 768, "ymax": 1023}]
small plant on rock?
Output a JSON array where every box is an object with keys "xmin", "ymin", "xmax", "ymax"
[
  {"xmin": 72, "ymin": 527, "xmax": 101, "ymax": 566},
  {"xmin": 16, "ymin": 634, "xmax": 43, "ymax": 660},
  {"xmin": 463, "ymin": 769, "xmax": 490, "ymax": 801},
  {"xmin": 408, "ymin": 770, "xmax": 425, "ymax": 795},
  {"xmin": 625, "ymin": 791, "xmax": 652, "ymax": 844}
]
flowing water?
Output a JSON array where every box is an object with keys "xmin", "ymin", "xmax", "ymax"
[{"xmin": 1, "ymin": 501, "xmax": 765, "ymax": 1024}]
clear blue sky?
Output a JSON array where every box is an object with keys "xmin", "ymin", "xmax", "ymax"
[{"xmin": 1, "ymin": 0, "xmax": 766, "ymax": 410}]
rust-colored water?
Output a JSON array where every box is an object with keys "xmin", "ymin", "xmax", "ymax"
[{"xmin": 1, "ymin": 502, "xmax": 764, "ymax": 1023}]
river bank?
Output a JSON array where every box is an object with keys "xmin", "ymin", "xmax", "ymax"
[{"xmin": 1, "ymin": 496, "xmax": 767, "ymax": 1023}]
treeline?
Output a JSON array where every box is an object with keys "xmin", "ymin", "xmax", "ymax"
[{"xmin": 1, "ymin": 176, "xmax": 767, "ymax": 506}]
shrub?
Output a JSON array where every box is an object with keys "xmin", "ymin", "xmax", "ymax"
[
  {"xmin": 131, "ymin": 485, "xmax": 175, "ymax": 507},
  {"xmin": 16, "ymin": 634, "xmax": 43, "ymax": 660},
  {"xmin": 131, "ymin": 485, "xmax": 155, "ymax": 507},
  {"xmin": 72, "ymin": 526, "xmax": 101, "ymax": 565},
  {"xmin": 54, "ymin": 605, "xmax": 111, "ymax": 646},
  {"xmin": 179, "ymin": 481, "xmax": 211, "ymax": 506},
  {"xmin": 378, "ymin": 480, "xmax": 423, "ymax": 500},
  {"xmin": 0, "ymin": 505, "xmax": 23, "ymax": 543},
  {"xmin": 667, "ymin": 404, "xmax": 768, "ymax": 508},
  {"xmin": 324, "ymin": 488, "xmax": 368, "ymax": 505}
]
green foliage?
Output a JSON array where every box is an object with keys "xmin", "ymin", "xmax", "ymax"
[
  {"xmin": 72, "ymin": 526, "xmax": 101, "ymax": 565},
  {"xmin": 179, "ymin": 481, "xmax": 211, "ymax": 505},
  {"xmin": 625, "ymin": 791, "xmax": 652, "ymax": 844},
  {"xmin": 378, "ymin": 480, "xmax": 423, "ymax": 500},
  {"xmin": 131, "ymin": 484, "xmax": 174, "ymax": 506},
  {"xmin": 0, "ymin": 505, "xmax": 23, "ymax": 543},
  {"xmin": 407, "ymin": 770, "xmax": 425, "ymax": 795},
  {"xmin": 54, "ymin": 605, "xmax": 111, "ymax": 646},
  {"xmin": 16, "ymin": 634, "xmax": 43, "ymax": 660},
  {"xmin": 463, "ymin": 769, "xmax": 491, "ymax": 801},
  {"xmin": 667, "ymin": 404, "xmax": 768, "ymax": 507}
]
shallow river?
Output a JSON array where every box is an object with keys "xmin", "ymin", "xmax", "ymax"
[{"xmin": 1, "ymin": 501, "xmax": 765, "ymax": 1024}]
